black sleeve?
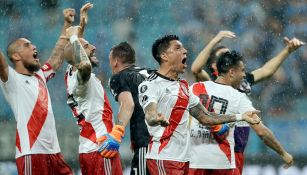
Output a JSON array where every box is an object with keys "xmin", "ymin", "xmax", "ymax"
[
  {"xmin": 109, "ymin": 73, "xmax": 130, "ymax": 101},
  {"xmin": 245, "ymin": 72, "xmax": 255, "ymax": 86}
]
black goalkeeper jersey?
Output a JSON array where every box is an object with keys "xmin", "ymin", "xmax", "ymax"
[{"xmin": 109, "ymin": 65, "xmax": 154, "ymax": 149}]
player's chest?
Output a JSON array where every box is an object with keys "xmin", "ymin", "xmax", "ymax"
[
  {"xmin": 19, "ymin": 76, "xmax": 47, "ymax": 95},
  {"xmin": 159, "ymin": 81, "xmax": 190, "ymax": 105}
]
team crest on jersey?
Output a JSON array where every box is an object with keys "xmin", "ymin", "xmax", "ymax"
[
  {"xmin": 140, "ymin": 85, "xmax": 148, "ymax": 93},
  {"xmin": 141, "ymin": 95, "xmax": 148, "ymax": 105}
]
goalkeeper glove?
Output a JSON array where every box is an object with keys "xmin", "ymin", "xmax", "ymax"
[
  {"xmin": 210, "ymin": 124, "xmax": 230, "ymax": 140},
  {"xmin": 97, "ymin": 125, "xmax": 125, "ymax": 158}
]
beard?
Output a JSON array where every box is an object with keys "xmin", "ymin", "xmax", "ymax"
[
  {"xmin": 90, "ymin": 57, "xmax": 99, "ymax": 67},
  {"xmin": 91, "ymin": 60, "xmax": 99, "ymax": 67},
  {"xmin": 24, "ymin": 61, "xmax": 41, "ymax": 72}
]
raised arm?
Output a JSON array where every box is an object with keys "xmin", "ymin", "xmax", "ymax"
[
  {"xmin": 66, "ymin": 26, "xmax": 92, "ymax": 84},
  {"xmin": 191, "ymin": 31, "xmax": 236, "ymax": 81},
  {"xmin": 189, "ymin": 103, "xmax": 260, "ymax": 125},
  {"xmin": 45, "ymin": 8, "xmax": 75, "ymax": 71},
  {"xmin": 144, "ymin": 102, "xmax": 169, "ymax": 127},
  {"xmin": 79, "ymin": 3, "xmax": 93, "ymax": 38},
  {"xmin": 250, "ymin": 120, "xmax": 294, "ymax": 169},
  {"xmin": 0, "ymin": 50, "xmax": 8, "ymax": 82},
  {"xmin": 251, "ymin": 37, "xmax": 305, "ymax": 83}
]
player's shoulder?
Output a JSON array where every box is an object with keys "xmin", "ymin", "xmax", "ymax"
[{"xmin": 143, "ymin": 71, "xmax": 160, "ymax": 83}]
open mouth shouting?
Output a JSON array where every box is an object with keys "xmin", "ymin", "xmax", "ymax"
[
  {"xmin": 33, "ymin": 51, "xmax": 39, "ymax": 62},
  {"xmin": 182, "ymin": 57, "xmax": 187, "ymax": 68},
  {"xmin": 89, "ymin": 51, "xmax": 99, "ymax": 67}
]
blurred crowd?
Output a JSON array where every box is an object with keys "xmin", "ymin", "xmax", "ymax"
[
  {"xmin": 1, "ymin": 0, "xmax": 306, "ymax": 117},
  {"xmin": 0, "ymin": 0, "xmax": 306, "ymax": 162}
]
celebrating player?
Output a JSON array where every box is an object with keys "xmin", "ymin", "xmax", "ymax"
[
  {"xmin": 63, "ymin": 3, "xmax": 122, "ymax": 175},
  {"xmin": 137, "ymin": 35, "xmax": 260, "ymax": 175},
  {"xmin": 191, "ymin": 31, "xmax": 304, "ymax": 173},
  {"xmin": 102, "ymin": 41, "xmax": 153, "ymax": 175},
  {"xmin": 0, "ymin": 8, "xmax": 75, "ymax": 175},
  {"xmin": 189, "ymin": 50, "xmax": 294, "ymax": 175}
]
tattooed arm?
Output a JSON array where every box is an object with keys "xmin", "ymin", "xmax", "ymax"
[
  {"xmin": 144, "ymin": 102, "xmax": 169, "ymax": 127},
  {"xmin": 66, "ymin": 26, "xmax": 92, "ymax": 84},
  {"xmin": 250, "ymin": 121, "xmax": 294, "ymax": 168},
  {"xmin": 45, "ymin": 8, "xmax": 75, "ymax": 71},
  {"xmin": 189, "ymin": 103, "xmax": 260, "ymax": 125}
]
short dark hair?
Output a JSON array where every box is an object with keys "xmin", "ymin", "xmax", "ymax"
[
  {"xmin": 111, "ymin": 42, "xmax": 135, "ymax": 64},
  {"xmin": 206, "ymin": 46, "xmax": 227, "ymax": 72},
  {"xmin": 217, "ymin": 50, "xmax": 243, "ymax": 74},
  {"xmin": 152, "ymin": 35, "xmax": 179, "ymax": 64}
]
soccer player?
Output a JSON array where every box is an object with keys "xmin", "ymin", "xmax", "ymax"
[
  {"xmin": 0, "ymin": 8, "xmax": 75, "ymax": 175},
  {"xmin": 104, "ymin": 41, "xmax": 153, "ymax": 175},
  {"xmin": 63, "ymin": 3, "xmax": 122, "ymax": 175},
  {"xmin": 189, "ymin": 50, "xmax": 294, "ymax": 175},
  {"xmin": 191, "ymin": 31, "xmax": 304, "ymax": 173},
  {"xmin": 137, "ymin": 35, "xmax": 261, "ymax": 175}
]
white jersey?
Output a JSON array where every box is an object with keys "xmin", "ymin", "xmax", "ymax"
[
  {"xmin": 0, "ymin": 64, "xmax": 60, "ymax": 158},
  {"xmin": 138, "ymin": 72, "xmax": 199, "ymax": 162},
  {"xmin": 65, "ymin": 65, "xmax": 113, "ymax": 153},
  {"xmin": 189, "ymin": 81, "xmax": 255, "ymax": 169}
]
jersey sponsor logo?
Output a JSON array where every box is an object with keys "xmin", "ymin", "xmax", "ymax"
[{"xmin": 140, "ymin": 85, "xmax": 148, "ymax": 93}]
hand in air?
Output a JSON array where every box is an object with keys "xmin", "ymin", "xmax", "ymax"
[
  {"xmin": 213, "ymin": 30, "xmax": 236, "ymax": 44},
  {"xmin": 284, "ymin": 37, "xmax": 305, "ymax": 53},
  {"xmin": 79, "ymin": 3, "xmax": 93, "ymax": 37},
  {"xmin": 63, "ymin": 8, "xmax": 76, "ymax": 24}
]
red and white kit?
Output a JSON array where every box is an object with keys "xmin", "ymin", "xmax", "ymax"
[
  {"xmin": 65, "ymin": 65, "xmax": 122, "ymax": 175},
  {"xmin": 65, "ymin": 65, "xmax": 113, "ymax": 153},
  {"xmin": 189, "ymin": 81, "xmax": 255, "ymax": 169},
  {"xmin": 138, "ymin": 72, "xmax": 199, "ymax": 162},
  {"xmin": 0, "ymin": 64, "xmax": 59, "ymax": 158}
]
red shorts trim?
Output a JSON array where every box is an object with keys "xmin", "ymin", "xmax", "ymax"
[
  {"xmin": 79, "ymin": 152, "xmax": 122, "ymax": 175},
  {"xmin": 189, "ymin": 168, "xmax": 237, "ymax": 175},
  {"xmin": 147, "ymin": 159, "xmax": 189, "ymax": 175},
  {"xmin": 16, "ymin": 153, "xmax": 72, "ymax": 175},
  {"xmin": 234, "ymin": 152, "xmax": 244, "ymax": 175}
]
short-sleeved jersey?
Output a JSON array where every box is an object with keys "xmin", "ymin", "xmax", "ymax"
[
  {"xmin": 0, "ymin": 64, "xmax": 60, "ymax": 158},
  {"xmin": 211, "ymin": 72, "xmax": 255, "ymax": 153},
  {"xmin": 109, "ymin": 66, "xmax": 153, "ymax": 149},
  {"xmin": 65, "ymin": 65, "xmax": 113, "ymax": 153},
  {"xmin": 189, "ymin": 81, "xmax": 255, "ymax": 169},
  {"xmin": 138, "ymin": 72, "xmax": 199, "ymax": 162}
]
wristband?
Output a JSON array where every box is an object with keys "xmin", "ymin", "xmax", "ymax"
[
  {"xmin": 69, "ymin": 35, "xmax": 78, "ymax": 43},
  {"xmin": 235, "ymin": 114, "xmax": 242, "ymax": 121}
]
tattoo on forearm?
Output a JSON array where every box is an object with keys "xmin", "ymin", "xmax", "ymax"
[
  {"xmin": 144, "ymin": 102, "xmax": 160, "ymax": 126},
  {"xmin": 72, "ymin": 40, "xmax": 90, "ymax": 65},
  {"xmin": 189, "ymin": 103, "xmax": 236, "ymax": 125},
  {"xmin": 47, "ymin": 39, "xmax": 68, "ymax": 71},
  {"xmin": 260, "ymin": 127, "xmax": 284, "ymax": 155}
]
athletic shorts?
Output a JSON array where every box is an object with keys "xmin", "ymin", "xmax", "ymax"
[
  {"xmin": 147, "ymin": 159, "xmax": 189, "ymax": 175},
  {"xmin": 189, "ymin": 168, "xmax": 237, "ymax": 175},
  {"xmin": 130, "ymin": 147, "xmax": 149, "ymax": 175},
  {"xmin": 16, "ymin": 153, "xmax": 72, "ymax": 175},
  {"xmin": 79, "ymin": 152, "xmax": 122, "ymax": 175}
]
